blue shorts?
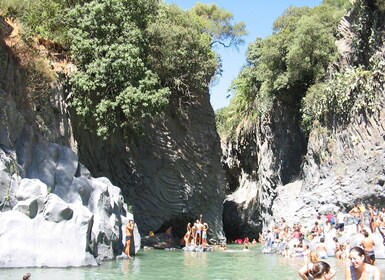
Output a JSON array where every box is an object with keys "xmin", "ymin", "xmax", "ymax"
[{"xmin": 353, "ymin": 217, "xmax": 362, "ymax": 225}]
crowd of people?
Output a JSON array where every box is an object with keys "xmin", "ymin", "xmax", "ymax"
[
  {"xmin": 125, "ymin": 203, "xmax": 385, "ymax": 279},
  {"xmin": 258, "ymin": 202, "xmax": 384, "ymax": 279},
  {"xmin": 183, "ymin": 214, "xmax": 209, "ymax": 247}
]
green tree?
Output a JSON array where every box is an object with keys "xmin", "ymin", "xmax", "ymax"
[
  {"xmin": 217, "ymin": 3, "xmax": 345, "ymax": 139},
  {"xmin": 67, "ymin": 0, "xmax": 170, "ymax": 137},
  {"xmin": 0, "ymin": 0, "xmax": 85, "ymax": 43},
  {"xmin": 322, "ymin": 0, "xmax": 351, "ymax": 10},
  {"xmin": 146, "ymin": 4, "xmax": 218, "ymax": 98},
  {"xmin": 191, "ymin": 3, "xmax": 247, "ymax": 48}
]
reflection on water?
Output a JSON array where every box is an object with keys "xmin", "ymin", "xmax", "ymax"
[{"xmin": 1, "ymin": 245, "xmax": 385, "ymax": 280}]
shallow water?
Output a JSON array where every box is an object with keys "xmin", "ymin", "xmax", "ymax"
[{"xmin": 1, "ymin": 245, "xmax": 385, "ymax": 280}]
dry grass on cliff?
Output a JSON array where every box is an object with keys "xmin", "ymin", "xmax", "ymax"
[{"xmin": 0, "ymin": 14, "xmax": 71, "ymax": 105}]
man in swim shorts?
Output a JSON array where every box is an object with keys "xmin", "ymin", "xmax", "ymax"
[
  {"xmin": 349, "ymin": 204, "xmax": 362, "ymax": 234},
  {"xmin": 360, "ymin": 229, "xmax": 376, "ymax": 265},
  {"xmin": 125, "ymin": 220, "xmax": 134, "ymax": 259}
]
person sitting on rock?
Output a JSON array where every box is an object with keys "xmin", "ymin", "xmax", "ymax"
[
  {"xmin": 310, "ymin": 221, "xmax": 322, "ymax": 240},
  {"xmin": 316, "ymin": 237, "xmax": 328, "ymax": 259}
]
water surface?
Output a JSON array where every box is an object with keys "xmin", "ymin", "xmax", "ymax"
[{"xmin": 1, "ymin": 245, "xmax": 384, "ymax": 279}]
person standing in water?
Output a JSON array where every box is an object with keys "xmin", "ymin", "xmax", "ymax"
[
  {"xmin": 359, "ymin": 230, "xmax": 376, "ymax": 265},
  {"xmin": 349, "ymin": 204, "xmax": 362, "ymax": 234},
  {"xmin": 298, "ymin": 250, "xmax": 320, "ymax": 280},
  {"xmin": 125, "ymin": 220, "xmax": 134, "ymax": 259}
]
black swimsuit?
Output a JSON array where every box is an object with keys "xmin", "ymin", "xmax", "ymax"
[{"xmin": 126, "ymin": 236, "xmax": 133, "ymax": 241}]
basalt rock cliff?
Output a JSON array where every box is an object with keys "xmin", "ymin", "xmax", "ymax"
[
  {"xmin": 222, "ymin": 2, "xmax": 385, "ymax": 240},
  {"xmin": 71, "ymin": 84, "xmax": 226, "ymax": 242},
  {"xmin": 0, "ymin": 13, "xmax": 226, "ymax": 268},
  {"xmin": 0, "ymin": 19, "xmax": 139, "ymax": 267}
]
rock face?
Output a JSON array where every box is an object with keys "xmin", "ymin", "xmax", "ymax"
[
  {"xmin": 1, "ymin": 15, "xmax": 226, "ymax": 264},
  {"xmin": 272, "ymin": 103, "xmax": 385, "ymax": 227},
  {"xmin": 222, "ymin": 2, "xmax": 385, "ymax": 238},
  {"xmin": 222, "ymin": 99, "xmax": 306, "ymax": 240},
  {"xmin": 0, "ymin": 24, "xmax": 139, "ymax": 267},
  {"xmin": 72, "ymin": 90, "xmax": 226, "ymax": 243}
]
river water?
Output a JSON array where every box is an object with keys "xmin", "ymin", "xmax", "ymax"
[{"xmin": 1, "ymin": 244, "xmax": 384, "ymax": 280}]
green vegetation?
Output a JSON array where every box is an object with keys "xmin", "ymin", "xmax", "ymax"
[
  {"xmin": 3, "ymin": 0, "xmax": 381, "ymax": 142},
  {"xmin": 216, "ymin": 2, "xmax": 346, "ymax": 138},
  {"xmin": 217, "ymin": 0, "xmax": 384, "ymax": 140},
  {"xmin": 301, "ymin": 0, "xmax": 385, "ymax": 132},
  {"xmin": 0, "ymin": 0, "xmax": 79, "ymax": 43},
  {"xmin": 302, "ymin": 55, "xmax": 385, "ymax": 131},
  {"xmin": 67, "ymin": 0, "xmax": 170, "ymax": 137},
  {"xmin": 0, "ymin": 0, "xmax": 246, "ymax": 138}
]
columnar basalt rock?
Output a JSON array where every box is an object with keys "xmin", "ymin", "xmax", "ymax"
[
  {"xmin": 0, "ymin": 37, "xmax": 138, "ymax": 267},
  {"xmin": 222, "ymin": 100, "xmax": 306, "ymax": 240},
  {"xmin": 222, "ymin": 3, "xmax": 385, "ymax": 241},
  {"xmin": 1, "ymin": 17, "xmax": 226, "ymax": 264},
  {"xmin": 71, "ymin": 92, "xmax": 227, "ymax": 243}
]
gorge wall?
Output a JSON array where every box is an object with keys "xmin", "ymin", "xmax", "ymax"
[
  {"xmin": 222, "ymin": 3, "xmax": 385, "ymax": 240},
  {"xmin": 0, "ymin": 19, "xmax": 140, "ymax": 267},
  {"xmin": 0, "ymin": 13, "xmax": 226, "ymax": 263},
  {"xmin": 1, "ymin": 2, "xmax": 385, "ymax": 263},
  {"xmin": 71, "ymin": 88, "xmax": 226, "ymax": 242}
]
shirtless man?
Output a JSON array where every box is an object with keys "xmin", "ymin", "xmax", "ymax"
[
  {"xmin": 360, "ymin": 229, "xmax": 376, "ymax": 265},
  {"xmin": 195, "ymin": 215, "xmax": 204, "ymax": 245},
  {"xmin": 125, "ymin": 220, "xmax": 134, "ymax": 259},
  {"xmin": 349, "ymin": 204, "xmax": 362, "ymax": 234}
]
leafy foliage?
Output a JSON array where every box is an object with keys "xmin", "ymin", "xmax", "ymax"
[
  {"xmin": 1, "ymin": 0, "xmax": 246, "ymax": 139},
  {"xmin": 217, "ymin": 3, "xmax": 344, "ymax": 140},
  {"xmin": 146, "ymin": 4, "xmax": 218, "ymax": 97},
  {"xmin": 302, "ymin": 54, "xmax": 385, "ymax": 131},
  {"xmin": 301, "ymin": 0, "xmax": 385, "ymax": 133},
  {"xmin": 67, "ymin": 0, "xmax": 170, "ymax": 137},
  {"xmin": 191, "ymin": 3, "xmax": 247, "ymax": 48},
  {"xmin": 0, "ymin": 0, "xmax": 84, "ymax": 44}
]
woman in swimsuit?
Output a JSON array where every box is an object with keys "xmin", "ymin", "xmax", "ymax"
[
  {"xmin": 345, "ymin": 246, "xmax": 381, "ymax": 280},
  {"xmin": 184, "ymin": 223, "xmax": 192, "ymax": 246}
]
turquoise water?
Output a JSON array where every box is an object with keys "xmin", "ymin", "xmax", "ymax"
[{"xmin": 1, "ymin": 245, "xmax": 384, "ymax": 279}]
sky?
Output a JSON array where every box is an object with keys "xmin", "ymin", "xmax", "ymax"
[{"xmin": 164, "ymin": 0, "xmax": 323, "ymax": 110}]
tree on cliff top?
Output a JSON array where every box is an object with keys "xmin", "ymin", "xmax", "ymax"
[
  {"xmin": 191, "ymin": 3, "xmax": 247, "ymax": 49},
  {"xmin": 1, "ymin": 0, "xmax": 246, "ymax": 138},
  {"xmin": 66, "ymin": 0, "xmax": 246, "ymax": 138},
  {"xmin": 216, "ymin": 2, "xmax": 346, "ymax": 139}
]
